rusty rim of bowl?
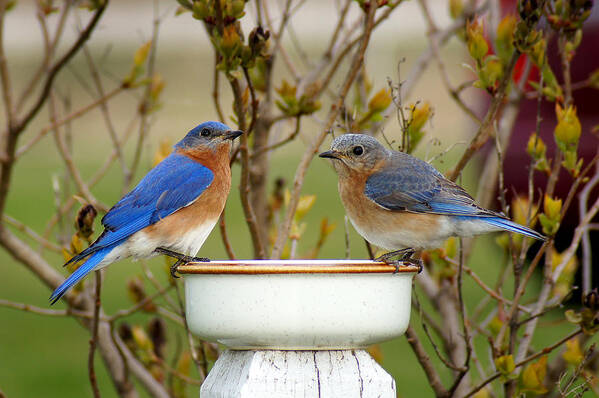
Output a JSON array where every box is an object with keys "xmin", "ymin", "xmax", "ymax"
[{"xmin": 177, "ymin": 259, "xmax": 421, "ymax": 275}]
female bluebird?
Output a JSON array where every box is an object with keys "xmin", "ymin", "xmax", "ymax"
[
  {"xmin": 50, "ymin": 121, "xmax": 242, "ymax": 304},
  {"xmin": 319, "ymin": 134, "xmax": 545, "ymax": 261}
]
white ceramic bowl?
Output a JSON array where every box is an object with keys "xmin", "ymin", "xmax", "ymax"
[{"xmin": 178, "ymin": 260, "xmax": 419, "ymax": 350}]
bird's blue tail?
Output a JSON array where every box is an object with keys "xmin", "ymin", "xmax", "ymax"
[
  {"xmin": 50, "ymin": 247, "xmax": 112, "ymax": 305},
  {"xmin": 484, "ymin": 217, "xmax": 546, "ymax": 241}
]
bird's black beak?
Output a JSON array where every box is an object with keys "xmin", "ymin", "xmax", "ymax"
[
  {"xmin": 223, "ymin": 130, "xmax": 243, "ymax": 140},
  {"xmin": 318, "ymin": 150, "xmax": 340, "ymax": 160}
]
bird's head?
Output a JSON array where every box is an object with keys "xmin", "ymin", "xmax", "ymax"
[
  {"xmin": 175, "ymin": 121, "xmax": 243, "ymax": 153},
  {"xmin": 319, "ymin": 134, "xmax": 389, "ymax": 177}
]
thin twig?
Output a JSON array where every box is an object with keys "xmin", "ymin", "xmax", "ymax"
[
  {"xmin": 109, "ymin": 284, "xmax": 174, "ymax": 322},
  {"xmin": 128, "ymin": 10, "xmax": 161, "ymax": 189},
  {"xmin": 88, "ymin": 271, "xmax": 102, "ymax": 398},
  {"xmin": 14, "ymin": 1, "xmax": 109, "ymax": 135},
  {"xmin": 218, "ymin": 208, "xmax": 237, "ymax": 260},
  {"xmin": 446, "ymin": 240, "xmax": 472, "ymax": 396},
  {"xmin": 0, "ymin": 299, "xmax": 94, "ymax": 318},
  {"xmin": 15, "ymin": 84, "xmax": 125, "ymax": 158},
  {"xmin": 251, "ymin": 116, "xmax": 301, "ymax": 158},
  {"xmin": 447, "ymin": 52, "xmax": 520, "ymax": 181},
  {"xmin": 271, "ymin": 3, "xmax": 378, "ymax": 258},
  {"xmin": 229, "ymin": 76, "xmax": 266, "ymax": 258},
  {"xmin": 465, "ymin": 328, "xmax": 583, "ymax": 398},
  {"xmin": 2, "ymin": 214, "xmax": 62, "ymax": 252},
  {"xmin": 405, "ymin": 325, "xmax": 448, "ymax": 397}
]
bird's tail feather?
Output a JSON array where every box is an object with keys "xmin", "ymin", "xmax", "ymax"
[
  {"xmin": 484, "ymin": 217, "xmax": 547, "ymax": 241},
  {"xmin": 50, "ymin": 247, "xmax": 112, "ymax": 305}
]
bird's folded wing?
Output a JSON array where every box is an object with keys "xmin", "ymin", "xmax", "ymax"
[
  {"xmin": 364, "ymin": 160, "xmax": 500, "ymax": 218},
  {"xmin": 94, "ymin": 153, "xmax": 214, "ymax": 249}
]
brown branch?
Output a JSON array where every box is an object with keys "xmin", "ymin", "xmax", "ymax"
[
  {"xmin": 0, "ymin": 226, "xmax": 158, "ymax": 398},
  {"xmin": 228, "ymin": 76, "xmax": 266, "ymax": 258},
  {"xmin": 109, "ymin": 284, "xmax": 174, "ymax": 322},
  {"xmin": 0, "ymin": 0, "xmax": 15, "ymax": 130},
  {"xmin": 14, "ymin": 1, "xmax": 109, "ymax": 135},
  {"xmin": 444, "ymin": 256, "xmax": 532, "ymax": 313},
  {"xmin": 128, "ymin": 12, "xmax": 161, "ymax": 189},
  {"xmin": 465, "ymin": 328, "xmax": 583, "ymax": 398},
  {"xmin": 2, "ymin": 214, "xmax": 62, "ymax": 252},
  {"xmin": 218, "ymin": 208, "xmax": 237, "ymax": 260},
  {"xmin": 446, "ymin": 241, "xmax": 472, "ymax": 396},
  {"xmin": 414, "ymin": 291, "xmax": 465, "ymax": 372},
  {"xmin": 42, "ymin": 106, "xmax": 139, "ymax": 242},
  {"xmin": 242, "ymin": 67, "xmax": 259, "ymax": 136},
  {"xmin": 405, "ymin": 325, "xmax": 448, "ymax": 398},
  {"xmin": 82, "ymin": 45, "xmax": 130, "ymax": 185},
  {"xmin": 447, "ymin": 52, "xmax": 520, "ymax": 181},
  {"xmin": 262, "ymin": 0, "xmax": 298, "ymax": 81},
  {"xmin": 251, "ymin": 116, "xmax": 301, "ymax": 158},
  {"xmin": 15, "ymin": 1, "xmax": 70, "ymax": 113},
  {"xmin": 173, "ymin": 281, "xmax": 206, "ymax": 381},
  {"xmin": 212, "ymin": 53, "xmax": 225, "ymax": 123},
  {"xmin": 15, "ymin": 84, "xmax": 126, "ymax": 158},
  {"xmin": 493, "ymin": 239, "xmax": 550, "ymax": 350},
  {"xmin": 0, "ymin": 299, "xmax": 94, "ymax": 319},
  {"xmin": 88, "ymin": 271, "xmax": 102, "ymax": 398},
  {"xmin": 49, "ymin": 94, "xmax": 108, "ymax": 212},
  {"xmin": 271, "ymin": 3, "xmax": 378, "ymax": 258},
  {"xmin": 314, "ymin": 6, "xmax": 396, "ymax": 101},
  {"xmin": 417, "ymin": 0, "xmax": 481, "ymax": 125}
]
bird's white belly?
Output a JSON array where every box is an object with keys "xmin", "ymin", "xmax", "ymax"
[
  {"xmin": 348, "ymin": 214, "xmax": 455, "ymax": 250},
  {"xmin": 104, "ymin": 218, "xmax": 220, "ymax": 262},
  {"xmin": 166, "ymin": 218, "xmax": 220, "ymax": 256}
]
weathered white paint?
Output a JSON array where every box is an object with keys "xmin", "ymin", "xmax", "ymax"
[{"xmin": 200, "ymin": 349, "xmax": 396, "ymax": 398}]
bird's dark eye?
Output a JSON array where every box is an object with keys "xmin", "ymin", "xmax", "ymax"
[
  {"xmin": 200, "ymin": 128, "xmax": 211, "ymax": 137},
  {"xmin": 352, "ymin": 146, "xmax": 364, "ymax": 156}
]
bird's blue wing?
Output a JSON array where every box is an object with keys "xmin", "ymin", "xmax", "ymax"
[
  {"xmin": 77, "ymin": 153, "xmax": 214, "ymax": 257},
  {"xmin": 364, "ymin": 153, "xmax": 498, "ymax": 217}
]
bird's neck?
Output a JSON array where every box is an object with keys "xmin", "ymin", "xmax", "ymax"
[{"xmin": 177, "ymin": 145, "xmax": 231, "ymax": 174}]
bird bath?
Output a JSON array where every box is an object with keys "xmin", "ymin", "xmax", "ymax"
[{"xmin": 178, "ymin": 259, "xmax": 419, "ymax": 397}]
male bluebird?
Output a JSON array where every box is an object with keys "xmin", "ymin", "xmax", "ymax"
[
  {"xmin": 50, "ymin": 121, "xmax": 242, "ymax": 304},
  {"xmin": 319, "ymin": 134, "xmax": 545, "ymax": 262}
]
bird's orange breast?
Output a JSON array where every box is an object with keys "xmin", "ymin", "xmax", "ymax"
[{"xmin": 143, "ymin": 146, "xmax": 232, "ymax": 240}]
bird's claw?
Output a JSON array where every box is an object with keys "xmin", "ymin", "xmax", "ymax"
[
  {"xmin": 170, "ymin": 259, "xmax": 183, "ymax": 279},
  {"xmin": 156, "ymin": 247, "xmax": 212, "ymax": 279},
  {"xmin": 169, "ymin": 257, "xmax": 210, "ymax": 279},
  {"xmin": 189, "ymin": 257, "xmax": 210, "ymax": 262},
  {"xmin": 375, "ymin": 248, "xmax": 418, "ymax": 273},
  {"xmin": 375, "ymin": 248, "xmax": 415, "ymax": 263}
]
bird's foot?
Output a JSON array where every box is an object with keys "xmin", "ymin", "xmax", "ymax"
[
  {"xmin": 375, "ymin": 248, "xmax": 417, "ymax": 273},
  {"xmin": 170, "ymin": 259, "xmax": 184, "ymax": 279},
  {"xmin": 155, "ymin": 247, "xmax": 211, "ymax": 278}
]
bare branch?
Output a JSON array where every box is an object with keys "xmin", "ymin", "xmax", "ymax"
[
  {"xmin": 271, "ymin": 4, "xmax": 378, "ymax": 258},
  {"xmin": 15, "ymin": 2, "xmax": 109, "ymax": 135},
  {"xmin": 405, "ymin": 325, "xmax": 448, "ymax": 398},
  {"xmin": 88, "ymin": 271, "xmax": 102, "ymax": 398},
  {"xmin": 465, "ymin": 328, "xmax": 583, "ymax": 398}
]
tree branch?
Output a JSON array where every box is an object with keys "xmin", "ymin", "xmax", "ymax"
[{"xmin": 271, "ymin": 3, "xmax": 378, "ymax": 258}]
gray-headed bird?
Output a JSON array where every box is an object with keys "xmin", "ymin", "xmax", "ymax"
[{"xmin": 319, "ymin": 134, "xmax": 545, "ymax": 262}]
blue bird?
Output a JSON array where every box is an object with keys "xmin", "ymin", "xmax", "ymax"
[
  {"xmin": 50, "ymin": 121, "xmax": 242, "ymax": 304},
  {"xmin": 319, "ymin": 134, "xmax": 545, "ymax": 261}
]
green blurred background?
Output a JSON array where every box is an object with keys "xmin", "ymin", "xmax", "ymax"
[{"xmin": 0, "ymin": 1, "xmax": 569, "ymax": 397}]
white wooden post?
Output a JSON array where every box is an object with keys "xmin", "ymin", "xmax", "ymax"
[
  {"xmin": 200, "ymin": 350, "xmax": 395, "ymax": 398},
  {"xmin": 177, "ymin": 260, "xmax": 419, "ymax": 398}
]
